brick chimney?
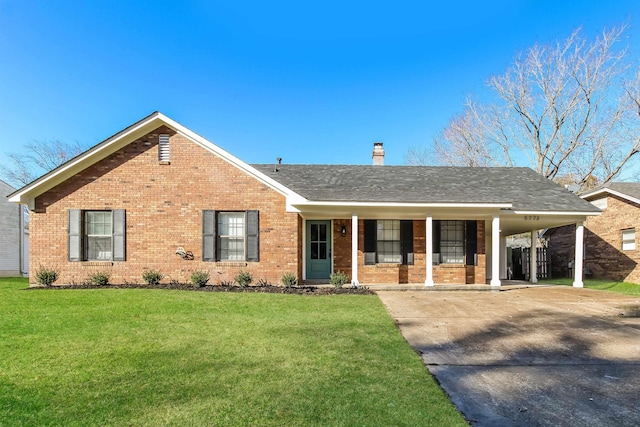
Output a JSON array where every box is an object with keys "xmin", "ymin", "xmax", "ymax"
[{"xmin": 372, "ymin": 142, "xmax": 384, "ymax": 165}]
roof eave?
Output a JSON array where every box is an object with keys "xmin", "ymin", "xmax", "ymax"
[
  {"xmin": 291, "ymin": 201, "xmax": 514, "ymax": 209},
  {"xmin": 512, "ymin": 209, "xmax": 601, "ymax": 216},
  {"xmin": 9, "ymin": 112, "xmax": 303, "ymax": 206},
  {"xmin": 580, "ymin": 187, "xmax": 640, "ymax": 206}
]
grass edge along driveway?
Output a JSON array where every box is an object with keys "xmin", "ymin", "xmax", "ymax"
[{"xmin": 0, "ymin": 278, "xmax": 466, "ymax": 426}]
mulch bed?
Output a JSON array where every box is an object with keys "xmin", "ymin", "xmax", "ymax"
[{"xmin": 27, "ymin": 283, "xmax": 375, "ymax": 295}]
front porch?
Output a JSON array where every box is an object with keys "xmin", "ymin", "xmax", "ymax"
[{"xmin": 299, "ymin": 210, "xmax": 589, "ymax": 288}]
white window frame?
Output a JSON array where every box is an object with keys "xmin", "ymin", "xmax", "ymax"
[
  {"xmin": 622, "ymin": 228, "xmax": 636, "ymax": 251},
  {"xmin": 84, "ymin": 211, "xmax": 113, "ymax": 261},
  {"xmin": 440, "ymin": 220, "xmax": 465, "ymax": 264},
  {"xmin": 218, "ymin": 212, "xmax": 246, "ymax": 261},
  {"xmin": 376, "ymin": 220, "xmax": 402, "ymax": 263}
]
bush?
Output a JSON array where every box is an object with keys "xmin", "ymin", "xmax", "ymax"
[
  {"xmin": 234, "ymin": 270, "xmax": 253, "ymax": 287},
  {"xmin": 142, "ymin": 269, "xmax": 164, "ymax": 286},
  {"xmin": 281, "ymin": 272, "xmax": 298, "ymax": 288},
  {"xmin": 191, "ymin": 270, "xmax": 210, "ymax": 287},
  {"xmin": 35, "ymin": 265, "xmax": 59, "ymax": 286},
  {"xmin": 88, "ymin": 271, "xmax": 110, "ymax": 286},
  {"xmin": 330, "ymin": 271, "xmax": 349, "ymax": 289}
]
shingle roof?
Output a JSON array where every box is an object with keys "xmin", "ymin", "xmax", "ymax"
[
  {"xmin": 251, "ymin": 164, "xmax": 600, "ymax": 213},
  {"xmin": 585, "ymin": 182, "xmax": 640, "ymax": 202}
]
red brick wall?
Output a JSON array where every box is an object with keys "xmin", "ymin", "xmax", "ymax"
[
  {"xmin": 30, "ymin": 126, "xmax": 300, "ymax": 285},
  {"xmin": 332, "ymin": 219, "xmax": 486, "ymax": 285},
  {"xmin": 548, "ymin": 195, "xmax": 640, "ymax": 282}
]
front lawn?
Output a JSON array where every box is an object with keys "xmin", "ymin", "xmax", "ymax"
[
  {"xmin": 0, "ymin": 278, "xmax": 466, "ymax": 426},
  {"xmin": 541, "ymin": 277, "xmax": 640, "ymax": 296}
]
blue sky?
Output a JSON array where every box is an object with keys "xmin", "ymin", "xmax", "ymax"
[{"xmin": 1, "ymin": 1, "xmax": 639, "ymax": 168}]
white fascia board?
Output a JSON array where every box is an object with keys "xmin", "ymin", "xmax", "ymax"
[
  {"xmin": 9, "ymin": 113, "xmax": 167, "ymax": 205},
  {"xmin": 290, "ymin": 201, "xmax": 513, "ymax": 209},
  {"xmin": 581, "ymin": 188, "xmax": 640, "ymax": 206},
  {"xmin": 512, "ymin": 210, "xmax": 601, "ymax": 216},
  {"xmin": 9, "ymin": 112, "xmax": 303, "ymax": 204}
]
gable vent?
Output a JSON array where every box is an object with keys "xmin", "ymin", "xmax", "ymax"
[{"xmin": 158, "ymin": 134, "xmax": 170, "ymax": 162}]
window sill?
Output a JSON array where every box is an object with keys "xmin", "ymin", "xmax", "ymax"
[
  {"xmin": 158, "ymin": 161, "xmax": 171, "ymax": 165},
  {"xmin": 80, "ymin": 261, "xmax": 114, "ymax": 267},
  {"xmin": 367, "ymin": 263, "xmax": 411, "ymax": 267},
  {"xmin": 216, "ymin": 262, "xmax": 249, "ymax": 268}
]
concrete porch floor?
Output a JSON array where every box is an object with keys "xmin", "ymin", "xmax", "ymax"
[{"xmin": 303, "ymin": 279, "xmax": 550, "ymax": 291}]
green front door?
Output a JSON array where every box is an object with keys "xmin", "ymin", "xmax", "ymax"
[{"xmin": 306, "ymin": 220, "xmax": 332, "ymax": 279}]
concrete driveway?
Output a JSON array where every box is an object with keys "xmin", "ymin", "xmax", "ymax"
[{"xmin": 377, "ymin": 286, "xmax": 640, "ymax": 426}]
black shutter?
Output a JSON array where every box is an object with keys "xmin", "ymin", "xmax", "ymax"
[
  {"xmin": 246, "ymin": 210, "xmax": 259, "ymax": 262},
  {"xmin": 364, "ymin": 220, "xmax": 376, "ymax": 265},
  {"xmin": 203, "ymin": 210, "xmax": 216, "ymax": 262},
  {"xmin": 112, "ymin": 210, "xmax": 126, "ymax": 261},
  {"xmin": 432, "ymin": 220, "xmax": 441, "ymax": 265},
  {"xmin": 68, "ymin": 209, "xmax": 82, "ymax": 262},
  {"xmin": 401, "ymin": 220, "xmax": 414, "ymax": 265},
  {"xmin": 466, "ymin": 220, "xmax": 477, "ymax": 266}
]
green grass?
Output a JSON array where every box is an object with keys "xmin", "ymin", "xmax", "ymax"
[
  {"xmin": 0, "ymin": 277, "xmax": 466, "ymax": 426},
  {"xmin": 541, "ymin": 277, "xmax": 640, "ymax": 296}
]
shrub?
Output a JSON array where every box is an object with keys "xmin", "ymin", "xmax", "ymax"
[
  {"xmin": 142, "ymin": 269, "xmax": 164, "ymax": 286},
  {"xmin": 191, "ymin": 270, "xmax": 210, "ymax": 287},
  {"xmin": 234, "ymin": 270, "xmax": 253, "ymax": 287},
  {"xmin": 330, "ymin": 271, "xmax": 349, "ymax": 289},
  {"xmin": 281, "ymin": 272, "xmax": 298, "ymax": 288},
  {"xmin": 35, "ymin": 265, "xmax": 59, "ymax": 286},
  {"xmin": 88, "ymin": 271, "xmax": 110, "ymax": 286}
]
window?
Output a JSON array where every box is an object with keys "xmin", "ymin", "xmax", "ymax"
[
  {"xmin": 440, "ymin": 220, "xmax": 465, "ymax": 263},
  {"xmin": 85, "ymin": 211, "xmax": 113, "ymax": 260},
  {"xmin": 68, "ymin": 209, "xmax": 126, "ymax": 262},
  {"xmin": 376, "ymin": 220, "xmax": 401, "ymax": 263},
  {"xmin": 622, "ymin": 228, "xmax": 636, "ymax": 251},
  {"xmin": 203, "ymin": 210, "xmax": 259, "ymax": 262},
  {"xmin": 158, "ymin": 134, "xmax": 170, "ymax": 162},
  {"xmin": 363, "ymin": 219, "xmax": 413, "ymax": 265},
  {"xmin": 219, "ymin": 212, "xmax": 245, "ymax": 261}
]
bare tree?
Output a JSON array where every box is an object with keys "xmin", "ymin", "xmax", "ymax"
[
  {"xmin": 416, "ymin": 25, "xmax": 640, "ymax": 191},
  {"xmin": 0, "ymin": 139, "xmax": 85, "ymax": 187},
  {"xmin": 433, "ymin": 99, "xmax": 514, "ymax": 167}
]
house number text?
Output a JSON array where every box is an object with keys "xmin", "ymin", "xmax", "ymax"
[{"xmin": 524, "ymin": 215, "xmax": 540, "ymax": 221}]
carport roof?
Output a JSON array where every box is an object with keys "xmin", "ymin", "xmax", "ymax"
[{"xmin": 252, "ymin": 164, "xmax": 600, "ymax": 213}]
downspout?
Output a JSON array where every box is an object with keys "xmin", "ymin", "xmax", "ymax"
[{"xmin": 19, "ymin": 206, "xmax": 27, "ymax": 276}]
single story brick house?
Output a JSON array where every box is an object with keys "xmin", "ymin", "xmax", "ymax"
[
  {"xmin": 9, "ymin": 112, "xmax": 600, "ymax": 287},
  {"xmin": 546, "ymin": 183, "xmax": 640, "ymax": 283}
]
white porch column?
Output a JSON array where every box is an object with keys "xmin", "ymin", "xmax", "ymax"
[
  {"xmin": 425, "ymin": 215, "xmax": 434, "ymax": 286},
  {"xmin": 351, "ymin": 214, "xmax": 359, "ymax": 286},
  {"xmin": 573, "ymin": 222, "xmax": 584, "ymax": 288},
  {"xmin": 530, "ymin": 231, "xmax": 538, "ymax": 284},
  {"xmin": 490, "ymin": 215, "xmax": 501, "ymax": 287}
]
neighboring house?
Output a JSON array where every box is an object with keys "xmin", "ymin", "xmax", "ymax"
[
  {"xmin": 547, "ymin": 183, "xmax": 640, "ymax": 283},
  {"xmin": 9, "ymin": 112, "xmax": 600, "ymax": 287},
  {"xmin": 1, "ymin": 180, "xmax": 28, "ymax": 277}
]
